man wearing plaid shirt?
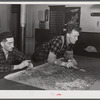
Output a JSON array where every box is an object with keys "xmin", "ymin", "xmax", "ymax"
[
  {"xmin": 32, "ymin": 23, "xmax": 81, "ymax": 68},
  {"xmin": 0, "ymin": 32, "xmax": 33, "ymax": 78}
]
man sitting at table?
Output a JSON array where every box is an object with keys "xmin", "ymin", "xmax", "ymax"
[
  {"xmin": 32, "ymin": 23, "xmax": 81, "ymax": 68},
  {"xmin": 0, "ymin": 32, "xmax": 33, "ymax": 78}
]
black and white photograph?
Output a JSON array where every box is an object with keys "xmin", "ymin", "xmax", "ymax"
[{"xmin": 0, "ymin": 1, "xmax": 100, "ymax": 98}]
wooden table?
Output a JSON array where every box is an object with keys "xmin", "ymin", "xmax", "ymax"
[
  {"xmin": 0, "ymin": 62, "xmax": 46, "ymax": 90},
  {"xmin": 4, "ymin": 56, "xmax": 100, "ymax": 90}
]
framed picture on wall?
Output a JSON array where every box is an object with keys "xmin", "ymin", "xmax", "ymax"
[{"xmin": 65, "ymin": 7, "xmax": 80, "ymax": 26}]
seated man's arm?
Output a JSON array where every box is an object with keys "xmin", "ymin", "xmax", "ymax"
[
  {"xmin": 0, "ymin": 48, "xmax": 33, "ymax": 73},
  {"xmin": 12, "ymin": 48, "xmax": 34, "ymax": 69},
  {"xmin": 0, "ymin": 64, "xmax": 14, "ymax": 72},
  {"xmin": 13, "ymin": 60, "xmax": 33, "ymax": 70},
  {"xmin": 0, "ymin": 48, "xmax": 34, "ymax": 72},
  {"xmin": 0, "ymin": 60, "xmax": 33, "ymax": 72}
]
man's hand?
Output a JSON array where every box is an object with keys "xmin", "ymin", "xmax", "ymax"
[
  {"xmin": 61, "ymin": 59, "xmax": 77, "ymax": 68},
  {"xmin": 61, "ymin": 61, "xmax": 74, "ymax": 68},
  {"xmin": 26, "ymin": 62, "xmax": 34, "ymax": 71},
  {"xmin": 14, "ymin": 60, "xmax": 33, "ymax": 70},
  {"xmin": 65, "ymin": 61, "xmax": 74, "ymax": 68},
  {"xmin": 20, "ymin": 60, "xmax": 31, "ymax": 68},
  {"xmin": 69, "ymin": 59, "xmax": 77, "ymax": 66}
]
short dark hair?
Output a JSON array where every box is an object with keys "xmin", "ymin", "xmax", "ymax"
[
  {"xmin": 63, "ymin": 22, "xmax": 82, "ymax": 34},
  {"xmin": 0, "ymin": 32, "xmax": 14, "ymax": 42}
]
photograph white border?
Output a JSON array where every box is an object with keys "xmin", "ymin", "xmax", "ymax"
[{"xmin": 0, "ymin": 1, "xmax": 100, "ymax": 99}]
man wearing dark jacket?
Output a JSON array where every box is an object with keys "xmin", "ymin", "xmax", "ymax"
[
  {"xmin": 32, "ymin": 23, "xmax": 81, "ymax": 68},
  {"xmin": 0, "ymin": 32, "xmax": 33, "ymax": 78}
]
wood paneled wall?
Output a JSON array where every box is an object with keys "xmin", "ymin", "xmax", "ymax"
[
  {"xmin": 25, "ymin": 5, "xmax": 35, "ymax": 55},
  {"xmin": 0, "ymin": 5, "xmax": 11, "ymax": 33}
]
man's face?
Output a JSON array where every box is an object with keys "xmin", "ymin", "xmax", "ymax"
[
  {"xmin": 3, "ymin": 37, "xmax": 14, "ymax": 52},
  {"xmin": 68, "ymin": 29, "xmax": 79, "ymax": 44}
]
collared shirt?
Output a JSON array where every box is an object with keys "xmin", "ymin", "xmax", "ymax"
[
  {"xmin": 42, "ymin": 35, "xmax": 73, "ymax": 58},
  {"xmin": 0, "ymin": 46, "xmax": 30, "ymax": 72}
]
